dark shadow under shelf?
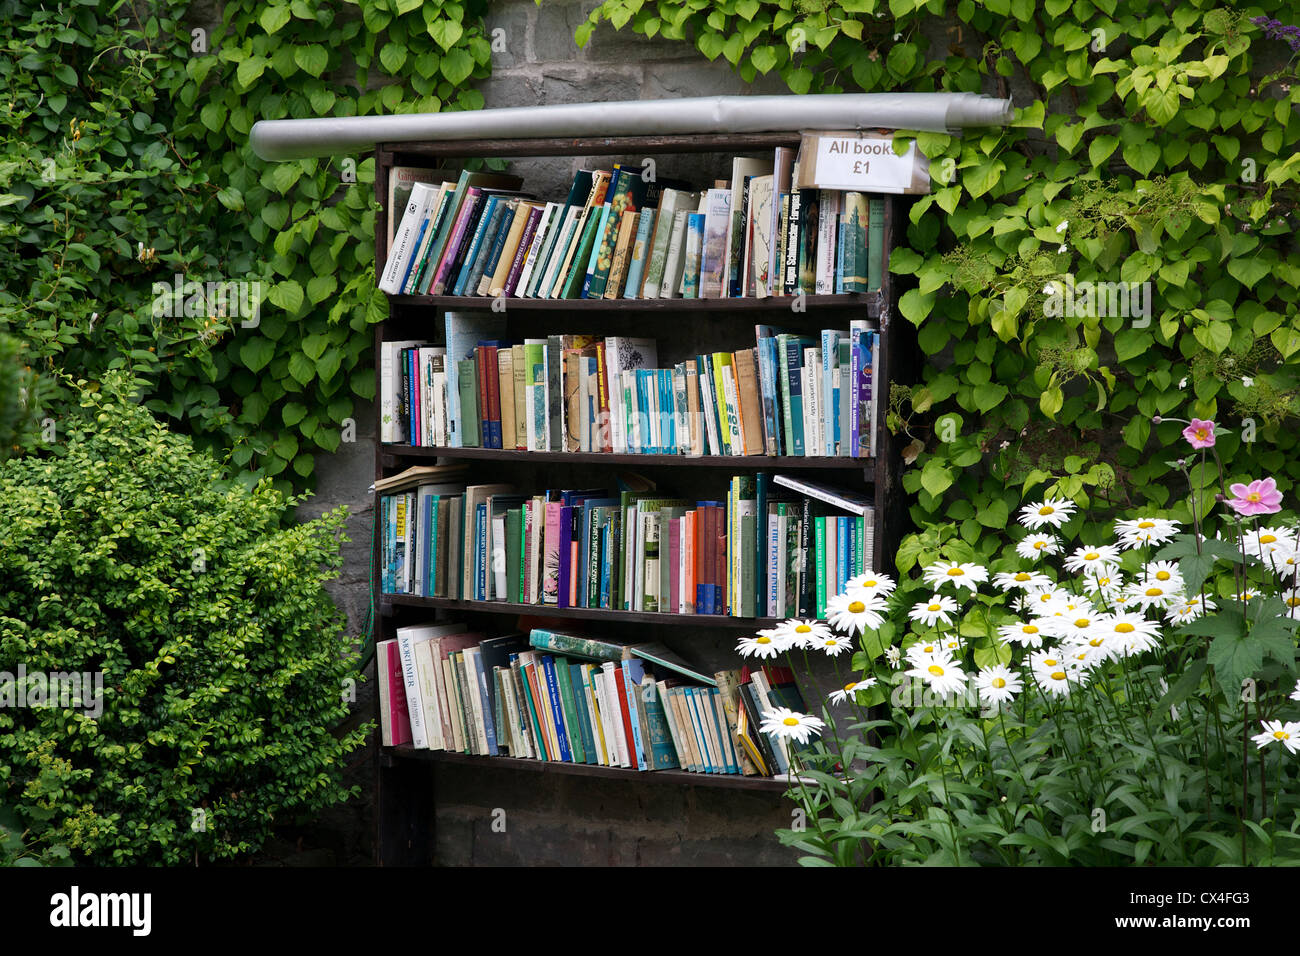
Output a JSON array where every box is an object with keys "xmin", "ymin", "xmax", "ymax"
[
  {"xmin": 385, "ymin": 745, "xmax": 796, "ymax": 793},
  {"xmin": 382, "ymin": 594, "xmax": 786, "ymax": 629},
  {"xmin": 381, "ymin": 444, "xmax": 876, "ymax": 471}
]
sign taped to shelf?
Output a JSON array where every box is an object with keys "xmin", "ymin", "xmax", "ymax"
[{"xmin": 796, "ymin": 131, "xmax": 930, "ymax": 194}]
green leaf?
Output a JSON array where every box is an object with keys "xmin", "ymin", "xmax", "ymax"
[
  {"xmin": 260, "ymin": 4, "xmax": 291, "ymax": 33},
  {"xmin": 295, "ymin": 45, "xmax": 328, "ymax": 76},
  {"xmin": 920, "ymin": 459, "xmax": 953, "ymax": 497},
  {"xmin": 428, "ymin": 18, "xmax": 464, "ymax": 51},
  {"xmin": 269, "ymin": 280, "xmax": 305, "ymax": 314},
  {"xmin": 441, "ymin": 48, "xmax": 474, "ymax": 85},
  {"xmin": 379, "ymin": 43, "xmax": 407, "ymax": 73},
  {"xmin": 1156, "ymin": 659, "xmax": 1207, "ymax": 713},
  {"xmin": 288, "ymin": 352, "xmax": 316, "ymax": 385},
  {"xmin": 240, "ymin": 338, "xmax": 276, "ymax": 373},
  {"xmin": 236, "ymin": 56, "xmax": 269, "ymax": 88}
]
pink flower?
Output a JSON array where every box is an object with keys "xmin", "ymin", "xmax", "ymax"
[
  {"xmin": 1182, "ymin": 419, "xmax": 1216, "ymax": 449},
  {"xmin": 1227, "ymin": 477, "xmax": 1284, "ymax": 517}
]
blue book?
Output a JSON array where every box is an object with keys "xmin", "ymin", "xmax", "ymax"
[
  {"xmin": 621, "ymin": 659, "xmax": 648, "ymax": 770},
  {"xmin": 380, "ymin": 496, "xmax": 393, "ymax": 593},
  {"xmin": 580, "ymin": 204, "xmax": 612, "ymax": 298},
  {"xmin": 755, "ymin": 331, "xmax": 783, "ymax": 456},
  {"xmin": 475, "ymin": 502, "xmax": 488, "ymax": 601},
  {"xmin": 685, "ymin": 688, "xmax": 713, "ymax": 772},
  {"xmin": 470, "ymin": 650, "xmax": 499, "ymax": 756},
  {"xmin": 835, "ymin": 218, "xmax": 846, "ymax": 294},
  {"xmin": 784, "ymin": 337, "xmax": 808, "ymax": 456},
  {"xmin": 635, "ymin": 369, "xmax": 651, "ymax": 454},
  {"xmin": 420, "ymin": 491, "xmax": 436, "ymax": 596},
  {"xmin": 452, "ymin": 195, "xmax": 501, "ymax": 296},
  {"xmin": 541, "ymin": 656, "xmax": 572, "ymax": 762},
  {"xmin": 708, "ymin": 688, "xmax": 736, "ymax": 774},
  {"xmin": 568, "ymin": 663, "xmax": 597, "ymax": 764},
  {"xmin": 659, "ymin": 369, "xmax": 674, "ymax": 455},
  {"xmin": 848, "ymin": 512, "xmax": 859, "ymax": 582},
  {"xmin": 599, "ymin": 525, "xmax": 612, "ymax": 609},
  {"xmin": 399, "ymin": 216, "xmax": 430, "ymax": 294}
]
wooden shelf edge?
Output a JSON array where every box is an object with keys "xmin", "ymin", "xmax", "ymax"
[
  {"xmin": 381, "ymin": 594, "xmax": 786, "ymax": 628},
  {"xmin": 387, "ymin": 745, "xmax": 795, "ymax": 792},
  {"xmin": 388, "ymin": 292, "xmax": 880, "ymax": 314},
  {"xmin": 379, "ymin": 445, "xmax": 877, "ymax": 471}
]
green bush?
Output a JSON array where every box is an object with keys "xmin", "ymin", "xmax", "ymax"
[
  {"xmin": 0, "ymin": 334, "xmax": 39, "ymax": 460},
  {"xmin": 0, "ymin": 375, "xmax": 367, "ymax": 865}
]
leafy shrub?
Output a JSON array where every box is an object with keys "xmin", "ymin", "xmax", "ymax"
[
  {"xmin": 0, "ymin": 375, "xmax": 367, "ymax": 864},
  {"xmin": 0, "ymin": 334, "xmax": 39, "ymax": 460}
]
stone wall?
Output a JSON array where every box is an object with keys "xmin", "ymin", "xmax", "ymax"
[{"xmin": 299, "ymin": 0, "xmax": 810, "ymax": 867}]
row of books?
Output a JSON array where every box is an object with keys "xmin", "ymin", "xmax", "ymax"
[
  {"xmin": 378, "ymin": 624, "xmax": 811, "ymax": 777},
  {"xmin": 379, "ymin": 315, "xmax": 881, "ymax": 458},
  {"xmin": 377, "ymin": 149, "xmax": 887, "ymax": 300},
  {"xmin": 377, "ymin": 467, "xmax": 875, "ymax": 620}
]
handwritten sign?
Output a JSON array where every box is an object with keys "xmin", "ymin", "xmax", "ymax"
[{"xmin": 796, "ymin": 131, "xmax": 930, "ymax": 195}]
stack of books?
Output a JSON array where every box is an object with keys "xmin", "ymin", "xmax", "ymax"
[
  {"xmin": 380, "ymin": 320, "xmax": 880, "ymax": 458},
  {"xmin": 377, "ymin": 626, "xmax": 812, "ymax": 777},
  {"xmin": 377, "ymin": 468, "xmax": 875, "ymax": 619},
  {"xmin": 377, "ymin": 150, "xmax": 887, "ymax": 300}
]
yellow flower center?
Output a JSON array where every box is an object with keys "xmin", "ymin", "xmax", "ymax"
[
  {"xmin": 864, "ymin": 579, "xmax": 878, "ymax": 587},
  {"xmin": 795, "ymin": 624, "xmax": 811, "ymax": 633},
  {"xmin": 1089, "ymin": 638, "xmax": 1104, "ymax": 647},
  {"xmin": 844, "ymin": 682, "xmax": 857, "ymax": 691},
  {"xmin": 783, "ymin": 717, "xmax": 800, "ymax": 727},
  {"xmin": 1033, "ymin": 541, "xmax": 1046, "ymax": 550},
  {"xmin": 1138, "ymin": 521, "xmax": 1155, "ymax": 529},
  {"xmin": 1043, "ymin": 658, "xmax": 1058, "ymax": 666},
  {"xmin": 928, "ymin": 665, "xmax": 945, "ymax": 676},
  {"xmin": 1023, "ymin": 625, "xmax": 1039, "ymax": 634},
  {"xmin": 1085, "ymin": 552, "xmax": 1099, "ymax": 560},
  {"xmin": 1038, "ymin": 506, "xmax": 1054, "ymax": 515},
  {"xmin": 1194, "ymin": 428, "xmax": 1208, "ymax": 440},
  {"xmin": 923, "ymin": 644, "xmax": 936, "ymax": 653},
  {"xmin": 1248, "ymin": 492, "xmax": 1261, "ymax": 501},
  {"xmin": 1015, "ymin": 572, "xmax": 1032, "ymax": 581},
  {"xmin": 1156, "ymin": 570, "xmax": 1171, "ymax": 581},
  {"xmin": 1145, "ymin": 587, "xmax": 1163, "ymax": 597},
  {"xmin": 1074, "ymin": 618, "xmax": 1090, "ymax": 628},
  {"xmin": 756, "ymin": 636, "xmax": 771, "ymax": 644},
  {"xmin": 992, "ymin": 677, "xmax": 1006, "ymax": 688},
  {"xmin": 1051, "ymin": 671, "xmax": 1067, "ymax": 681},
  {"xmin": 927, "ymin": 604, "xmax": 941, "ymax": 612},
  {"xmin": 848, "ymin": 601, "xmax": 866, "ymax": 613},
  {"xmin": 1274, "ymin": 730, "xmax": 1289, "ymax": 740},
  {"xmin": 1115, "ymin": 622, "xmax": 1135, "ymax": 633},
  {"xmin": 1287, "ymin": 597, "xmax": 1300, "ymax": 608},
  {"xmin": 947, "ymin": 567, "xmax": 964, "ymax": 576},
  {"xmin": 1261, "ymin": 534, "xmax": 1277, "ymax": 544}
]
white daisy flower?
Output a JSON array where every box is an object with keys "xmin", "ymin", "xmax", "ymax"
[
  {"xmin": 998, "ymin": 619, "xmax": 1048, "ymax": 648},
  {"xmin": 1015, "ymin": 533, "xmax": 1062, "ymax": 561},
  {"xmin": 908, "ymin": 594, "xmax": 959, "ymax": 628},
  {"xmin": 904, "ymin": 638, "xmax": 947, "ymax": 666},
  {"xmin": 1252, "ymin": 720, "xmax": 1300, "ymax": 755},
  {"xmin": 772, "ymin": 619, "xmax": 831, "ymax": 649},
  {"xmin": 1122, "ymin": 580, "xmax": 1183, "ymax": 611},
  {"xmin": 1097, "ymin": 612, "xmax": 1163, "ymax": 655},
  {"xmin": 1167, "ymin": 596, "xmax": 1216, "ymax": 624},
  {"xmin": 1243, "ymin": 527, "xmax": 1297, "ymax": 561},
  {"xmin": 973, "ymin": 665, "xmax": 1022, "ymax": 705},
  {"xmin": 760, "ymin": 707, "xmax": 826, "ymax": 746},
  {"xmin": 1019, "ymin": 586, "xmax": 1072, "ymax": 616},
  {"xmin": 1231, "ymin": 589, "xmax": 1259, "ymax": 603},
  {"xmin": 811, "ymin": 633, "xmax": 856, "ymax": 656},
  {"xmin": 1063, "ymin": 545, "xmax": 1121, "ymax": 574},
  {"xmin": 737, "ymin": 633, "xmax": 787, "ymax": 659},
  {"xmin": 1018, "ymin": 498, "xmax": 1077, "ymax": 530},
  {"xmin": 905, "ymin": 650, "xmax": 968, "ymax": 698},
  {"xmin": 922, "ymin": 561, "xmax": 989, "ymax": 593},
  {"xmin": 1290, "ymin": 682, "xmax": 1300, "ymax": 703},
  {"xmin": 1281, "ymin": 588, "xmax": 1300, "ymax": 619},
  {"xmin": 937, "ymin": 634, "xmax": 965, "ymax": 654},
  {"xmin": 1114, "ymin": 517, "xmax": 1180, "ymax": 550},
  {"xmin": 993, "ymin": 569, "xmax": 1053, "ymax": 592},
  {"xmin": 1033, "ymin": 664, "xmax": 1073, "ymax": 698},
  {"xmin": 828, "ymin": 678, "xmax": 877, "ymax": 704},
  {"xmin": 1139, "ymin": 560, "xmax": 1184, "ymax": 589},
  {"xmin": 826, "ymin": 591, "xmax": 888, "ymax": 635},
  {"xmin": 844, "ymin": 572, "xmax": 897, "ymax": 597},
  {"xmin": 1070, "ymin": 631, "xmax": 1122, "ymax": 664},
  {"xmin": 1081, "ymin": 567, "xmax": 1124, "ymax": 601},
  {"xmin": 1040, "ymin": 611, "xmax": 1101, "ymax": 643}
]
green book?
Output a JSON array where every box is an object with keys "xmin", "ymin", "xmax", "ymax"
[
  {"xmin": 587, "ymin": 168, "xmax": 640, "ymax": 298},
  {"xmin": 842, "ymin": 192, "xmax": 868, "ymax": 293},
  {"xmin": 867, "ymin": 198, "xmax": 885, "ymax": 292},
  {"xmin": 505, "ymin": 507, "xmax": 523, "ymax": 605},
  {"xmin": 568, "ymin": 663, "xmax": 598, "ymax": 764},
  {"xmin": 457, "ymin": 358, "xmax": 480, "ymax": 448},
  {"xmin": 639, "ymin": 681, "xmax": 681, "ymax": 770},
  {"xmin": 407, "ymin": 187, "xmax": 455, "ymax": 294},
  {"xmin": 740, "ymin": 511, "xmax": 756, "ymax": 619},
  {"xmin": 528, "ymin": 628, "xmax": 719, "ymax": 686},
  {"xmin": 561, "ymin": 205, "xmax": 608, "ymax": 299},
  {"xmin": 553, "ymin": 661, "xmax": 587, "ymax": 763},
  {"xmin": 814, "ymin": 515, "xmax": 827, "ymax": 619},
  {"xmin": 516, "ymin": 658, "xmax": 547, "ymax": 760}
]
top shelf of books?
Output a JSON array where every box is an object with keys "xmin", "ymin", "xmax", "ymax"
[{"xmin": 389, "ymin": 291, "xmax": 882, "ymax": 318}]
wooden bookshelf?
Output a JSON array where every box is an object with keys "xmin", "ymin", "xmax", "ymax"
[{"xmin": 371, "ymin": 133, "xmax": 913, "ymax": 866}]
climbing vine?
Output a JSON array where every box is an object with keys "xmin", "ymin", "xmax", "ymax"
[
  {"xmin": 1, "ymin": 0, "xmax": 491, "ymax": 490},
  {"xmin": 581, "ymin": 0, "xmax": 1300, "ymax": 566}
]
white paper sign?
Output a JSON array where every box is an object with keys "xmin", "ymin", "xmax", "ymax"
[{"xmin": 797, "ymin": 132, "xmax": 930, "ymax": 195}]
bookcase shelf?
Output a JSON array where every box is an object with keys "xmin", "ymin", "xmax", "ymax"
[
  {"xmin": 371, "ymin": 131, "xmax": 914, "ymax": 866},
  {"xmin": 389, "ymin": 291, "xmax": 882, "ymax": 318},
  {"xmin": 380, "ymin": 444, "xmax": 877, "ymax": 472},
  {"xmin": 382, "ymin": 593, "xmax": 789, "ymax": 628},
  {"xmin": 385, "ymin": 746, "xmax": 795, "ymax": 792}
]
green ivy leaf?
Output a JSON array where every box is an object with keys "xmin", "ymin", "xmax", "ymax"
[{"xmin": 240, "ymin": 338, "xmax": 275, "ymax": 373}]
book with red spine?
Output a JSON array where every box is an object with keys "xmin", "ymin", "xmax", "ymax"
[
  {"xmin": 426, "ymin": 186, "xmax": 482, "ymax": 295},
  {"xmin": 378, "ymin": 640, "xmax": 412, "ymax": 747}
]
